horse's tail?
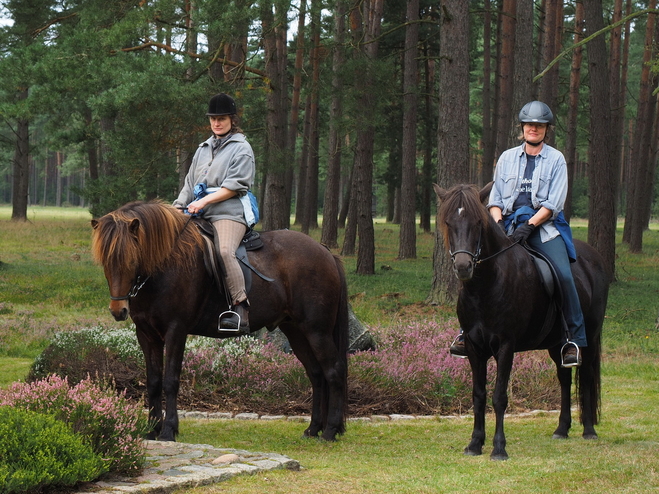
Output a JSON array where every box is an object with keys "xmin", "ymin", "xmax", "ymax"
[
  {"xmin": 576, "ymin": 334, "xmax": 602, "ymax": 426},
  {"xmin": 333, "ymin": 254, "xmax": 350, "ymax": 434}
]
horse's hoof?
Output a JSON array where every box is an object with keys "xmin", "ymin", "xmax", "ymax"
[
  {"xmin": 490, "ymin": 452, "xmax": 509, "ymax": 461},
  {"xmin": 552, "ymin": 433, "xmax": 568, "ymax": 440},
  {"xmin": 463, "ymin": 447, "xmax": 482, "ymax": 456},
  {"xmin": 583, "ymin": 433, "xmax": 598, "ymax": 440}
]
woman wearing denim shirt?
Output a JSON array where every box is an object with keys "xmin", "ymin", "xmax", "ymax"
[{"xmin": 450, "ymin": 101, "xmax": 584, "ymax": 367}]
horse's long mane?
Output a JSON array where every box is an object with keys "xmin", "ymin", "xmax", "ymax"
[
  {"xmin": 91, "ymin": 200, "xmax": 204, "ymax": 276},
  {"xmin": 437, "ymin": 184, "xmax": 491, "ymax": 249}
]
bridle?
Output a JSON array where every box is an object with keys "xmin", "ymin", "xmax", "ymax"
[
  {"xmin": 449, "ymin": 225, "xmax": 520, "ymax": 266},
  {"xmin": 109, "ymin": 274, "xmax": 150, "ymax": 301}
]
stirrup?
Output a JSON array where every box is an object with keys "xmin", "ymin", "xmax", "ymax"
[
  {"xmin": 560, "ymin": 341, "xmax": 581, "ymax": 368},
  {"xmin": 449, "ymin": 333, "xmax": 468, "ymax": 359},
  {"xmin": 218, "ymin": 309, "xmax": 243, "ymax": 333}
]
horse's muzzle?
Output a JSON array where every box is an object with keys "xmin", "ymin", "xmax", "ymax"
[
  {"xmin": 109, "ymin": 301, "xmax": 129, "ymax": 321},
  {"xmin": 452, "ymin": 253, "xmax": 474, "ymax": 281}
]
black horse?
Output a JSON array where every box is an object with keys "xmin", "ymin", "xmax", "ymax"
[
  {"xmin": 433, "ymin": 183, "xmax": 610, "ymax": 460},
  {"xmin": 91, "ymin": 200, "xmax": 349, "ymax": 441}
]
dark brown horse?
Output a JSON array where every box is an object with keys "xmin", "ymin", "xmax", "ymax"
[
  {"xmin": 433, "ymin": 184, "xmax": 609, "ymax": 460},
  {"xmin": 91, "ymin": 200, "xmax": 349, "ymax": 441}
]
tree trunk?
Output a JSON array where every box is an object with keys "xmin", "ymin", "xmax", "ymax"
[
  {"xmin": 508, "ymin": 0, "xmax": 534, "ymax": 149},
  {"xmin": 564, "ymin": 1, "xmax": 585, "ymax": 221},
  {"xmin": 419, "ymin": 41, "xmax": 435, "ymax": 234},
  {"xmin": 493, "ymin": 0, "xmax": 516, "ymax": 160},
  {"xmin": 321, "ymin": 0, "xmax": 347, "ymax": 249},
  {"xmin": 398, "ymin": 0, "xmax": 419, "ymax": 259},
  {"xmin": 261, "ymin": 1, "xmax": 291, "ymax": 231},
  {"xmin": 623, "ymin": 3, "xmax": 657, "ymax": 250},
  {"xmin": 583, "ymin": 0, "xmax": 618, "ymax": 280},
  {"xmin": 538, "ymin": 0, "xmax": 563, "ymax": 141},
  {"xmin": 480, "ymin": 0, "xmax": 494, "ymax": 185},
  {"xmin": 302, "ymin": 1, "xmax": 321, "ymax": 233},
  {"xmin": 427, "ymin": 0, "xmax": 470, "ymax": 305},
  {"xmin": 343, "ymin": 0, "xmax": 383, "ymax": 274}
]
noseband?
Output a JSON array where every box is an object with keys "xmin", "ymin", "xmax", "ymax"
[
  {"xmin": 449, "ymin": 226, "xmax": 519, "ymax": 267},
  {"xmin": 110, "ymin": 275, "xmax": 149, "ymax": 301},
  {"xmin": 449, "ymin": 228, "xmax": 482, "ymax": 264}
]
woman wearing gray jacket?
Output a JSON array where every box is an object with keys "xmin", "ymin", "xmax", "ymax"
[{"xmin": 173, "ymin": 93, "xmax": 255, "ymax": 333}]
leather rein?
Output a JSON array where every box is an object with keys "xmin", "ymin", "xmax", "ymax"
[{"xmin": 449, "ymin": 226, "xmax": 519, "ymax": 266}]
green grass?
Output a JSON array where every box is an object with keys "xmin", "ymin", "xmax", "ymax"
[
  {"xmin": 1, "ymin": 206, "xmax": 659, "ymax": 492},
  {"xmin": 175, "ymin": 355, "xmax": 659, "ymax": 493}
]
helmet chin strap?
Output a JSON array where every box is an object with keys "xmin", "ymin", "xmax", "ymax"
[{"xmin": 526, "ymin": 139, "xmax": 543, "ymax": 147}]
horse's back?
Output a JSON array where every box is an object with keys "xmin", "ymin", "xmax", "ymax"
[{"xmin": 246, "ymin": 230, "xmax": 345, "ymax": 327}]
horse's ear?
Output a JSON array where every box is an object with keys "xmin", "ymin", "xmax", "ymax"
[
  {"xmin": 91, "ymin": 219, "xmax": 98, "ymax": 229},
  {"xmin": 432, "ymin": 183, "xmax": 447, "ymax": 202},
  {"xmin": 129, "ymin": 218, "xmax": 140, "ymax": 237},
  {"xmin": 479, "ymin": 182, "xmax": 494, "ymax": 204}
]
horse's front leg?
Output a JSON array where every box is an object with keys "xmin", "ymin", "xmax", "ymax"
[
  {"xmin": 465, "ymin": 355, "xmax": 488, "ymax": 456},
  {"xmin": 159, "ymin": 332, "xmax": 188, "ymax": 441},
  {"xmin": 136, "ymin": 330, "xmax": 164, "ymax": 440},
  {"xmin": 549, "ymin": 346, "xmax": 573, "ymax": 439},
  {"xmin": 491, "ymin": 344, "xmax": 514, "ymax": 460}
]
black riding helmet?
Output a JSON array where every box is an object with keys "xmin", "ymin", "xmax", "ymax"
[
  {"xmin": 518, "ymin": 101, "xmax": 554, "ymax": 125},
  {"xmin": 206, "ymin": 93, "xmax": 237, "ymax": 116}
]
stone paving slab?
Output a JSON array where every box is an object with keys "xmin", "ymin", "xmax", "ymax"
[{"xmin": 77, "ymin": 440, "xmax": 300, "ymax": 493}]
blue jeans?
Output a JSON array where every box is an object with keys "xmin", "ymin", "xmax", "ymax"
[{"xmin": 526, "ymin": 232, "xmax": 588, "ymax": 347}]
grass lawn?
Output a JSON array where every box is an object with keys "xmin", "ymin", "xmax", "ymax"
[{"xmin": 174, "ymin": 356, "xmax": 659, "ymax": 494}]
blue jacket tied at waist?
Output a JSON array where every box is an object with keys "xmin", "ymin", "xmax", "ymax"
[{"xmin": 504, "ymin": 206, "xmax": 576, "ymax": 262}]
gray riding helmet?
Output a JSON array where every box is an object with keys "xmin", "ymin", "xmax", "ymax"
[{"xmin": 518, "ymin": 101, "xmax": 554, "ymax": 125}]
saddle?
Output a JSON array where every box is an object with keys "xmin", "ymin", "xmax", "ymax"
[{"xmin": 191, "ymin": 217, "xmax": 274, "ymax": 295}]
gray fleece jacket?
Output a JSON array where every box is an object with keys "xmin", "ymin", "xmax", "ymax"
[{"xmin": 173, "ymin": 133, "xmax": 255, "ymax": 224}]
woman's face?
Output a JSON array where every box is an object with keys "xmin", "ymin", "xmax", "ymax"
[
  {"xmin": 209, "ymin": 115, "xmax": 232, "ymax": 136},
  {"xmin": 523, "ymin": 123, "xmax": 547, "ymax": 144}
]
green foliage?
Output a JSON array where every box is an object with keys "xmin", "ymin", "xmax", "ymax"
[
  {"xmin": 0, "ymin": 406, "xmax": 106, "ymax": 494},
  {"xmin": 570, "ymin": 176, "xmax": 589, "ymax": 218},
  {"xmin": 0, "ymin": 375, "xmax": 149, "ymax": 474}
]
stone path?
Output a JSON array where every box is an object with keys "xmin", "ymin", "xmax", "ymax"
[{"xmin": 78, "ymin": 440, "xmax": 300, "ymax": 493}]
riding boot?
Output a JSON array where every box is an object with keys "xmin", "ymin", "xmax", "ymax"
[
  {"xmin": 219, "ymin": 300, "xmax": 250, "ymax": 334},
  {"xmin": 449, "ymin": 329, "xmax": 468, "ymax": 358}
]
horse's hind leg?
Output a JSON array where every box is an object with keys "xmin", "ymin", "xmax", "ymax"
[
  {"xmin": 283, "ymin": 326, "xmax": 346, "ymax": 441},
  {"xmin": 283, "ymin": 329, "xmax": 326, "ymax": 438},
  {"xmin": 578, "ymin": 342, "xmax": 601, "ymax": 440},
  {"xmin": 549, "ymin": 347, "xmax": 573, "ymax": 439}
]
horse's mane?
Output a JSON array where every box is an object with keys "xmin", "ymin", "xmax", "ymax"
[
  {"xmin": 91, "ymin": 200, "xmax": 204, "ymax": 276},
  {"xmin": 437, "ymin": 184, "xmax": 492, "ymax": 249}
]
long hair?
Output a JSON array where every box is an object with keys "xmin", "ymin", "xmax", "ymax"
[{"xmin": 91, "ymin": 201, "xmax": 204, "ymax": 277}]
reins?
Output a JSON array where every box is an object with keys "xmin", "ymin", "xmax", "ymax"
[{"xmin": 449, "ymin": 226, "xmax": 520, "ymax": 265}]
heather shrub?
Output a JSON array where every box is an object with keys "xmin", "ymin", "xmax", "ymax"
[
  {"xmin": 179, "ymin": 337, "xmax": 310, "ymax": 412},
  {"xmin": 0, "ymin": 375, "xmax": 149, "ymax": 475},
  {"xmin": 349, "ymin": 321, "xmax": 560, "ymax": 415},
  {"xmin": 29, "ymin": 327, "xmax": 145, "ymax": 398},
  {"xmin": 0, "ymin": 406, "xmax": 106, "ymax": 493},
  {"xmin": 30, "ymin": 323, "xmax": 560, "ymax": 417}
]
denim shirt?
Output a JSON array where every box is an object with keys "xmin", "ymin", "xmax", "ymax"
[{"xmin": 487, "ymin": 142, "xmax": 568, "ymax": 243}]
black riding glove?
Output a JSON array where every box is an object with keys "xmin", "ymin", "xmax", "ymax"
[
  {"xmin": 511, "ymin": 221, "xmax": 536, "ymax": 243},
  {"xmin": 497, "ymin": 219, "xmax": 506, "ymax": 233}
]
